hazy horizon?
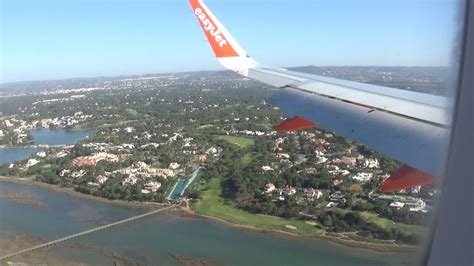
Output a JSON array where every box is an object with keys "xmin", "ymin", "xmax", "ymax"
[{"xmin": 0, "ymin": 65, "xmax": 452, "ymax": 86}]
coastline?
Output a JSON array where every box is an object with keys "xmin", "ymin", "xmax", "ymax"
[
  {"xmin": 0, "ymin": 176, "xmax": 168, "ymax": 210},
  {"xmin": 0, "ymin": 143, "xmax": 34, "ymax": 149},
  {"xmin": 0, "ymin": 175, "xmax": 419, "ymax": 253},
  {"xmin": 180, "ymin": 202, "xmax": 419, "ymax": 253}
]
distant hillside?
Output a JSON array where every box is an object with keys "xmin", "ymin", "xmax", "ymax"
[
  {"xmin": 288, "ymin": 66, "xmax": 451, "ymax": 96},
  {"xmin": 1, "ymin": 66, "xmax": 452, "ymax": 96},
  {"xmin": 0, "ymin": 71, "xmax": 221, "ymax": 93}
]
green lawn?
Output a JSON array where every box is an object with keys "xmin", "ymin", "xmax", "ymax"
[
  {"xmin": 192, "ymin": 178, "xmax": 324, "ymax": 235},
  {"xmin": 125, "ymin": 108, "xmax": 139, "ymax": 118},
  {"xmin": 241, "ymin": 152, "xmax": 254, "ymax": 164},
  {"xmin": 71, "ymin": 123, "xmax": 88, "ymax": 131},
  {"xmin": 360, "ymin": 211, "xmax": 427, "ymax": 238},
  {"xmin": 215, "ymin": 135, "xmax": 255, "ymax": 148},
  {"xmin": 197, "ymin": 124, "xmax": 215, "ymax": 129}
]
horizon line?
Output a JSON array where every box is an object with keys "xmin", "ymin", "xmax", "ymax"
[{"xmin": 0, "ymin": 64, "xmax": 451, "ymax": 86}]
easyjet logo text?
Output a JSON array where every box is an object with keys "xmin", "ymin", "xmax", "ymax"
[{"xmin": 195, "ymin": 8, "xmax": 228, "ymax": 48}]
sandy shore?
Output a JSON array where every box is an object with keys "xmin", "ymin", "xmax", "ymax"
[{"xmin": 0, "ymin": 176, "xmax": 168, "ymax": 210}]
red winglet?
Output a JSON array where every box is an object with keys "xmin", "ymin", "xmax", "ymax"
[
  {"xmin": 275, "ymin": 116, "xmax": 317, "ymax": 132},
  {"xmin": 381, "ymin": 165, "xmax": 435, "ymax": 192}
]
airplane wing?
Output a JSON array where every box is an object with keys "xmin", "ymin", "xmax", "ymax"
[{"xmin": 189, "ymin": 0, "xmax": 452, "ymax": 191}]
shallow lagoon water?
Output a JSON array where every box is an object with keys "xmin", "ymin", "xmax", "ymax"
[
  {"xmin": 31, "ymin": 128, "xmax": 96, "ymax": 146},
  {"xmin": 0, "ymin": 148, "xmax": 38, "ymax": 165},
  {"xmin": 0, "ymin": 182, "xmax": 418, "ymax": 265},
  {"xmin": 0, "ymin": 129, "xmax": 95, "ymax": 165}
]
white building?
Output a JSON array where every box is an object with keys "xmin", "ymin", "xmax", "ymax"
[
  {"xmin": 316, "ymin": 156, "xmax": 328, "ymax": 164},
  {"xmin": 36, "ymin": 151, "xmax": 47, "ymax": 158},
  {"xmin": 265, "ymin": 183, "xmax": 276, "ymax": 193},
  {"xmin": 140, "ymin": 143, "xmax": 160, "ymax": 149},
  {"xmin": 352, "ymin": 172, "xmax": 373, "ymax": 182},
  {"xmin": 282, "ymin": 186, "xmax": 296, "ymax": 196},
  {"xmin": 261, "ymin": 166, "xmax": 274, "ymax": 172},
  {"xmin": 390, "ymin": 201, "xmax": 405, "ymax": 209},
  {"xmin": 168, "ymin": 162, "xmax": 180, "ymax": 170},
  {"xmin": 26, "ymin": 159, "xmax": 40, "ymax": 168},
  {"xmin": 330, "ymin": 191, "xmax": 346, "ymax": 203},
  {"xmin": 144, "ymin": 181, "xmax": 161, "ymax": 192},
  {"xmin": 121, "ymin": 144, "xmax": 135, "ymax": 149},
  {"xmin": 96, "ymin": 175, "xmax": 108, "ymax": 185},
  {"xmin": 70, "ymin": 170, "xmax": 86, "ymax": 179},
  {"xmin": 314, "ymin": 150, "xmax": 325, "ymax": 157},
  {"xmin": 303, "ymin": 188, "xmax": 323, "ymax": 200},
  {"xmin": 55, "ymin": 151, "xmax": 68, "ymax": 158},
  {"xmin": 376, "ymin": 195, "xmax": 427, "ymax": 212},
  {"xmin": 4, "ymin": 120, "xmax": 13, "ymax": 127},
  {"xmin": 277, "ymin": 153, "xmax": 290, "ymax": 159},
  {"xmin": 404, "ymin": 198, "xmax": 426, "ymax": 212},
  {"xmin": 60, "ymin": 169, "xmax": 71, "ymax": 177},
  {"xmin": 363, "ymin": 158, "xmax": 380, "ymax": 169},
  {"xmin": 87, "ymin": 182, "xmax": 100, "ymax": 187},
  {"xmin": 123, "ymin": 176, "xmax": 138, "ymax": 186},
  {"xmin": 206, "ymin": 147, "xmax": 218, "ymax": 155}
]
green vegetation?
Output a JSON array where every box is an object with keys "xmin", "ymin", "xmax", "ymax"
[
  {"xmin": 125, "ymin": 108, "xmax": 139, "ymax": 118},
  {"xmin": 201, "ymin": 129, "xmax": 426, "ymax": 245},
  {"xmin": 241, "ymin": 152, "xmax": 254, "ymax": 164},
  {"xmin": 71, "ymin": 123, "xmax": 88, "ymax": 131},
  {"xmin": 360, "ymin": 211, "xmax": 427, "ymax": 238},
  {"xmin": 318, "ymin": 210, "xmax": 422, "ymax": 244},
  {"xmin": 215, "ymin": 135, "xmax": 254, "ymax": 148},
  {"xmin": 193, "ymin": 177, "xmax": 324, "ymax": 235}
]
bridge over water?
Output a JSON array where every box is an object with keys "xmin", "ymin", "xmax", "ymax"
[{"xmin": 0, "ymin": 203, "xmax": 179, "ymax": 261}]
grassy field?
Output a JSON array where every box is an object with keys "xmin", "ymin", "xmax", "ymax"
[
  {"xmin": 192, "ymin": 178, "xmax": 325, "ymax": 235},
  {"xmin": 197, "ymin": 124, "xmax": 215, "ymax": 129},
  {"xmin": 215, "ymin": 135, "xmax": 255, "ymax": 148},
  {"xmin": 360, "ymin": 211, "xmax": 427, "ymax": 238},
  {"xmin": 71, "ymin": 123, "xmax": 89, "ymax": 131},
  {"xmin": 125, "ymin": 108, "xmax": 139, "ymax": 118},
  {"xmin": 241, "ymin": 152, "xmax": 254, "ymax": 164}
]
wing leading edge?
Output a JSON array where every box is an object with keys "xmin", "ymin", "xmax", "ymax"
[{"xmin": 189, "ymin": 0, "xmax": 451, "ymax": 186}]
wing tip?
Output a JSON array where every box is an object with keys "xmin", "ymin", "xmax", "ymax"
[
  {"xmin": 189, "ymin": 0, "xmax": 259, "ymax": 74},
  {"xmin": 189, "ymin": 0, "xmax": 240, "ymax": 58}
]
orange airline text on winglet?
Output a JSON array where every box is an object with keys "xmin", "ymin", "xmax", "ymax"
[{"xmin": 190, "ymin": 0, "xmax": 239, "ymax": 58}]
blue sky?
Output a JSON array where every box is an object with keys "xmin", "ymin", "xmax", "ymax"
[{"xmin": 1, "ymin": 0, "xmax": 462, "ymax": 83}]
